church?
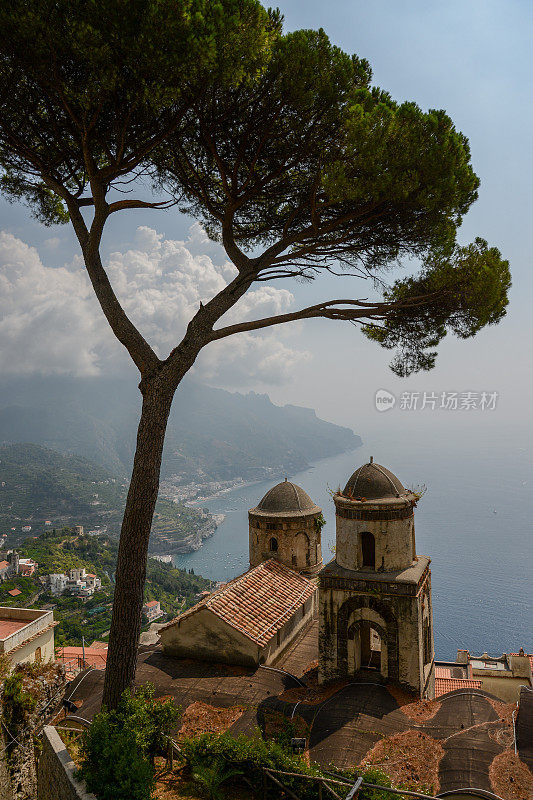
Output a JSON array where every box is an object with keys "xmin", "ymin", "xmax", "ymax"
[{"xmin": 160, "ymin": 458, "xmax": 435, "ymax": 699}]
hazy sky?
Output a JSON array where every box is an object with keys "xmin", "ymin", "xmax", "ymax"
[{"xmin": 1, "ymin": 0, "xmax": 531, "ymax": 444}]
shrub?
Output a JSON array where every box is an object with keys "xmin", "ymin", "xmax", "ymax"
[
  {"xmin": 78, "ymin": 683, "xmax": 180, "ymax": 800},
  {"xmin": 190, "ymin": 756, "xmax": 243, "ymax": 800},
  {"xmin": 180, "ymin": 733, "xmax": 412, "ymax": 800},
  {"xmin": 2, "ymin": 671, "xmax": 36, "ymax": 729},
  {"xmin": 180, "ymin": 731, "xmax": 322, "ymax": 800}
]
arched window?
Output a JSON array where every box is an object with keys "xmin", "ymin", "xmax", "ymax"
[
  {"xmin": 361, "ymin": 532, "xmax": 375, "ymax": 569},
  {"xmin": 269, "ymin": 537, "xmax": 278, "ymax": 552}
]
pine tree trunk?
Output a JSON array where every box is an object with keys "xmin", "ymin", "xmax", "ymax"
[{"xmin": 102, "ymin": 378, "xmax": 174, "ymax": 708}]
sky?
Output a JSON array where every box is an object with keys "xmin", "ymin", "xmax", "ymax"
[{"xmin": 1, "ymin": 0, "xmax": 531, "ymax": 447}]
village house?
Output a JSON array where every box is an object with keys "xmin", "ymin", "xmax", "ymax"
[
  {"xmin": 0, "ymin": 606, "xmax": 56, "ymax": 665},
  {"xmin": 47, "ymin": 573, "xmax": 68, "ymax": 596},
  {"xmin": 143, "ymin": 599, "xmax": 164, "ymax": 622},
  {"xmin": 46, "ymin": 568, "xmax": 102, "ymax": 597},
  {"xmin": 435, "ymin": 648, "xmax": 533, "ymax": 702},
  {"xmin": 18, "ymin": 557, "xmax": 38, "ymax": 576},
  {"xmin": 0, "ymin": 550, "xmax": 38, "ymax": 581}
]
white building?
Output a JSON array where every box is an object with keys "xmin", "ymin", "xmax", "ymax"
[
  {"xmin": 69, "ymin": 567, "xmax": 86, "ymax": 582},
  {"xmin": 0, "ymin": 606, "xmax": 56, "ymax": 665},
  {"xmin": 143, "ymin": 600, "xmax": 163, "ymax": 622},
  {"xmin": 67, "ymin": 579, "xmax": 86, "ymax": 595},
  {"xmin": 48, "ymin": 574, "xmax": 68, "ymax": 596},
  {"xmin": 84, "ymin": 573, "xmax": 102, "ymax": 591}
]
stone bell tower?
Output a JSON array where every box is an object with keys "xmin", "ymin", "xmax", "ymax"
[
  {"xmin": 318, "ymin": 459, "xmax": 435, "ymax": 699},
  {"xmin": 249, "ymin": 479, "xmax": 323, "ymax": 576}
]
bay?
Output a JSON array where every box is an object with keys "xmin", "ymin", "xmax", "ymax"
[{"xmin": 171, "ymin": 424, "xmax": 532, "ymax": 661}]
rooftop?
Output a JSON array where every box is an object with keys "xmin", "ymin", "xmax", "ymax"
[
  {"xmin": 343, "ymin": 459, "xmax": 405, "ymax": 500},
  {"xmin": 0, "ymin": 607, "xmax": 56, "ymax": 652},
  {"xmin": 162, "ymin": 559, "xmax": 316, "ymax": 647},
  {"xmin": 250, "ymin": 479, "xmax": 321, "ymax": 518},
  {"xmin": 144, "ymin": 600, "xmax": 160, "ymax": 608},
  {"xmin": 65, "ymin": 638, "xmax": 529, "ymax": 796},
  {"xmin": 0, "ymin": 617, "xmax": 28, "ymax": 638},
  {"xmin": 511, "ymin": 652, "xmax": 533, "ymax": 673},
  {"xmin": 435, "ymin": 677, "xmax": 483, "ymax": 696}
]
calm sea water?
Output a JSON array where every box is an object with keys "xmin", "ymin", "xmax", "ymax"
[{"xmin": 171, "ymin": 424, "xmax": 532, "ymax": 661}]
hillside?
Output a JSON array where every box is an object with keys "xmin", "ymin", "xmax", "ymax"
[
  {"xmin": 0, "ymin": 375, "xmax": 361, "ymax": 481},
  {"xmin": 0, "ymin": 527, "xmax": 212, "ymax": 646},
  {"xmin": 0, "ymin": 443, "xmax": 214, "ymax": 551}
]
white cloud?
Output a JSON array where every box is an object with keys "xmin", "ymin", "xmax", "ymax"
[
  {"xmin": 0, "ymin": 225, "xmax": 311, "ymax": 387},
  {"xmin": 0, "ymin": 232, "xmax": 104, "ymax": 375}
]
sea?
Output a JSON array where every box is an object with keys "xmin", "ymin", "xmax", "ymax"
[{"xmin": 170, "ymin": 422, "xmax": 532, "ymax": 662}]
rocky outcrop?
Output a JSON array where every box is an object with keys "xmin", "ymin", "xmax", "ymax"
[{"xmin": 149, "ymin": 516, "xmax": 219, "ymax": 555}]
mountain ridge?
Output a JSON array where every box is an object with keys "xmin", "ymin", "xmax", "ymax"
[{"xmin": 0, "ymin": 375, "xmax": 362, "ymax": 482}]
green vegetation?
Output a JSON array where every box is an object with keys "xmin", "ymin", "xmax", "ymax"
[
  {"xmin": 78, "ymin": 684, "xmax": 180, "ymax": 800},
  {"xmin": 0, "ymin": 576, "xmax": 38, "ymax": 605},
  {"xmin": 77, "ymin": 686, "xmax": 410, "ymax": 800},
  {"xmin": 2, "ymin": 671, "xmax": 36, "ymax": 729},
  {"xmin": 0, "ymin": 527, "xmax": 212, "ymax": 646},
  {"xmin": 0, "ymin": 443, "xmax": 211, "ymax": 547},
  {"xmin": 180, "ymin": 732, "xmax": 412, "ymax": 800}
]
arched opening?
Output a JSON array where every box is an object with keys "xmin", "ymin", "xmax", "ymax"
[
  {"xmin": 361, "ymin": 626, "xmax": 382, "ymax": 670},
  {"xmin": 35, "ymin": 647, "xmax": 42, "ymax": 663},
  {"xmin": 361, "ymin": 532, "xmax": 375, "ymax": 569},
  {"xmin": 338, "ymin": 599, "xmax": 398, "ymax": 681},
  {"xmin": 269, "ymin": 537, "xmax": 278, "ymax": 552},
  {"xmin": 347, "ymin": 620, "xmax": 384, "ymax": 674}
]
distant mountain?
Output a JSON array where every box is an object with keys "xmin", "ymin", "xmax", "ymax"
[
  {"xmin": 0, "ymin": 442, "xmax": 213, "ymax": 550},
  {"xmin": 0, "ymin": 376, "xmax": 361, "ymax": 482}
]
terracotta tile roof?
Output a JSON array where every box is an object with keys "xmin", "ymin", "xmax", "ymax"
[
  {"xmin": 435, "ymin": 677, "xmax": 483, "ymax": 697},
  {"xmin": 57, "ymin": 646, "xmax": 107, "ymax": 668},
  {"xmin": 7, "ymin": 588, "xmax": 22, "ymax": 596},
  {"xmin": 144, "ymin": 600, "xmax": 160, "ymax": 608},
  {"xmin": 161, "ymin": 559, "xmax": 316, "ymax": 647},
  {"xmin": 0, "ymin": 561, "xmax": 9, "ymax": 570}
]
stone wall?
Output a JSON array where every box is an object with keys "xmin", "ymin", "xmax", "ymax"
[
  {"xmin": 318, "ymin": 557, "xmax": 434, "ymax": 697},
  {"xmin": 0, "ymin": 663, "xmax": 65, "ymax": 800},
  {"xmin": 248, "ymin": 512, "xmax": 323, "ymax": 575},
  {"xmin": 37, "ymin": 727, "xmax": 95, "ymax": 800}
]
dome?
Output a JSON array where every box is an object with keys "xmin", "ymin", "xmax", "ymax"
[
  {"xmin": 253, "ymin": 479, "xmax": 320, "ymax": 516},
  {"xmin": 343, "ymin": 460, "xmax": 405, "ymax": 500}
]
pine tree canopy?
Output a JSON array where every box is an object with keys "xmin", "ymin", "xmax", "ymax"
[
  {"xmin": 0, "ymin": 0, "xmax": 280, "ymax": 224},
  {"xmin": 155, "ymin": 28, "xmax": 510, "ymax": 374}
]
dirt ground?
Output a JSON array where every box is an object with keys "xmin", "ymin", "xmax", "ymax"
[
  {"xmin": 361, "ymin": 730, "xmax": 444, "ymax": 794},
  {"xmin": 177, "ymin": 701, "xmax": 245, "ymax": 738},
  {"xmin": 489, "ymin": 749, "xmax": 533, "ymax": 800},
  {"xmin": 387, "ymin": 685, "xmax": 442, "ymax": 722},
  {"xmin": 488, "ymin": 698, "xmax": 517, "ymax": 726},
  {"xmin": 279, "ymin": 667, "xmax": 349, "ymax": 705}
]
